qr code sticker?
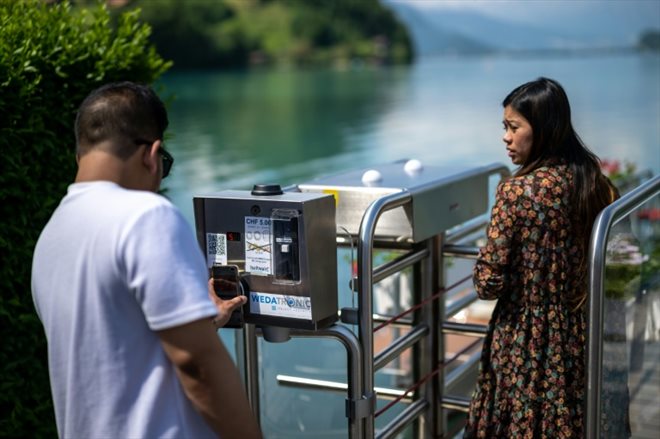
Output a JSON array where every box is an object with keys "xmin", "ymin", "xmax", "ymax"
[{"xmin": 206, "ymin": 233, "xmax": 227, "ymax": 267}]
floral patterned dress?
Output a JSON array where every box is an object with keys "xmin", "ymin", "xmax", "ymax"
[{"xmin": 464, "ymin": 164, "xmax": 586, "ymax": 438}]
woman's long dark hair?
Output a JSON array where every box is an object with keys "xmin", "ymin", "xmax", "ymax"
[{"xmin": 503, "ymin": 77, "xmax": 618, "ymax": 307}]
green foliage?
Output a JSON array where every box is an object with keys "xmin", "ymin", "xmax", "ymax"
[
  {"xmin": 0, "ymin": 0, "xmax": 170, "ymax": 435},
  {"xmin": 605, "ymin": 263, "xmax": 640, "ymax": 300},
  {"xmin": 604, "ymin": 231, "xmax": 659, "ymax": 301},
  {"xmin": 126, "ymin": 0, "xmax": 243, "ymax": 69},
  {"xmin": 117, "ymin": 0, "xmax": 413, "ymax": 69}
]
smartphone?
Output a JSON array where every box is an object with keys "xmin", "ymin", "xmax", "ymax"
[{"xmin": 211, "ymin": 264, "xmax": 244, "ymax": 328}]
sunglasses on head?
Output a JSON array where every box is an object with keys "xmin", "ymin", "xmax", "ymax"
[{"xmin": 135, "ymin": 139, "xmax": 174, "ymax": 179}]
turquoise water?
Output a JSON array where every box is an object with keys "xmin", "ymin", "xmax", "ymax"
[
  {"xmin": 158, "ymin": 52, "xmax": 660, "ymax": 437},
  {"xmin": 161, "ymin": 52, "xmax": 660, "ymax": 227}
]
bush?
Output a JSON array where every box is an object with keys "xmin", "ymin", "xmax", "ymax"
[{"xmin": 0, "ymin": 0, "xmax": 171, "ymax": 435}]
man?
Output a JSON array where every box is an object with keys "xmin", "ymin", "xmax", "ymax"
[{"xmin": 31, "ymin": 81, "xmax": 262, "ymax": 438}]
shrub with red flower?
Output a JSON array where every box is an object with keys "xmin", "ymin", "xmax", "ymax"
[{"xmin": 601, "ymin": 158, "xmax": 637, "ymax": 185}]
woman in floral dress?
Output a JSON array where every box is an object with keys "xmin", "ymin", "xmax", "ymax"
[{"xmin": 464, "ymin": 78, "xmax": 618, "ymax": 438}]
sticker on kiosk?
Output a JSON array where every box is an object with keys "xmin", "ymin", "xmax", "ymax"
[
  {"xmin": 249, "ymin": 291, "xmax": 312, "ymax": 320},
  {"xmin": 206, "ymin": 233, "xmax": 227, "ymax": 267},
  {"xmin": 244, "ymin": 216, "xmax": 272, "ymax": 275}
]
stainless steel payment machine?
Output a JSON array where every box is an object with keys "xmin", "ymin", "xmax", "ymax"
[{"xmin": 193, "ymin": 184, "xmax": 338, "ymax": 337}]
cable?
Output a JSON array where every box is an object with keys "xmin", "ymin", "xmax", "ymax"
[
  {"xmin": 374, "ymin": 337, "xmax": 483, "ymax": 418},
  {"xmin": 373, "ymin": 274, "xmax": 472, "ymax": 333}
]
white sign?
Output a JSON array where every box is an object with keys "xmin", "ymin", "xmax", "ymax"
[
  {"xmin": 249, "ymin": 291, "xmax": 312, "ymax": 320},
  {"xmin": 244, "ymin": 217, "xmax": 272, "ymax": 275},
  {"xmin": 206, "ymin": 233, "xmax": 227, "ymax": 267}
]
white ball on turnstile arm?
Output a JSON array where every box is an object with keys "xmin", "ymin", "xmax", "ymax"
[
  {"xmin": 361, "ymin": 169, "xmax": 383, "ymax": 185},
  {"xmin": 404, "ymin": 159, "xmax": 423, "ymax": 175}
]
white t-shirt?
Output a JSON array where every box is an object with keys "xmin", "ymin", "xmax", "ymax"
[{"xmin": 32, "ymin": 181, "xmax": 218, "ymax": 438}]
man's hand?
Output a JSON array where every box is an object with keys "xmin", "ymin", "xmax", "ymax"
[{"xmin": 207, "ymin": 278, "xmax": 247, "ymax": 328}]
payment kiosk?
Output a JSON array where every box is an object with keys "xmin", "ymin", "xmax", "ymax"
[{"xmin": 193, "ymin": 184, "xmax": 338, "ymax": 340}]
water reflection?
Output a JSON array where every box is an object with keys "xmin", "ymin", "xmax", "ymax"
[
  {"xmin": 162, "ymin": 68, "xmax": 407, "ymax": 174},
  {"xmin": 159, "ymin": 53, "xmax": 659, "ymax": 227}
]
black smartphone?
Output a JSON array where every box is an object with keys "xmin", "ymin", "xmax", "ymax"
[{"xmin": 211, "ymin": 264, "xmax": 244, "ymax": 328}]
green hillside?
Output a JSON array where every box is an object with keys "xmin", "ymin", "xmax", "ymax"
[{"xmin": 112, "ymin": 0, "xmax": 414, "ymax": 69}]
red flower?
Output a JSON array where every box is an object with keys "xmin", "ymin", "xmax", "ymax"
[
  {"xmin": 601, "ymin": 159, "xmax": 620, "ymax": 176},
  {"xmin": 638, "ymin": 208, "xmax": 660, "ymax": 221}
]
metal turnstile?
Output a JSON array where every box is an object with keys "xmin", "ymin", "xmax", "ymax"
[{"xmin": 198, "ymin": 159, "xmax": 511, "ymax": 438}]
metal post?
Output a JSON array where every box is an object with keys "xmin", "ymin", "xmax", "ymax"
[
  {"xmin": 433, "ymin": 234, "xmax": 444, "ymax": 437},
  {"xmin": 416, "ymin": 235, "xmax": 442, "ymax": 438},
  {"xmin": 411, "ymin": 246, "xmax": 424, "ymax": 438},
  {"xmin": 243, "ymin": 323, "xmax": 261, "ymax": 423},
  {"xmin": 586, "ymin": 174, "xmax": 660, "ymax": 439},
  {"xmin": 286, "ymin": 325, "xmax": 364, "ymax": 438},
  {"xmin": 358, "ymin": 192, "xmax": 412, "ymax": 437}
]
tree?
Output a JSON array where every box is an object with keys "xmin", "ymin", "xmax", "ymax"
[{"xmin": 115, "ymin": 0, "xmax": 414, "ymax": 69}]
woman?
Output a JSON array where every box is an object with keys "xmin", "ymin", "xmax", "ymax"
[{"xmin": 464, "ymin": 77, "xmax": 618, "ymax": 438}]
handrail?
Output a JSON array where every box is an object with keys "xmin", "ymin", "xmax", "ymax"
[
  {"xmin": 480, "ymin": 162, "xmax": 512, "ymax": 182},
  {"xmin": 444, "ymin": 352, "xmax": 481, "ymax": 396},
  {"xmin": 373, "ymin": 313, "xmax": 413, "ymax": 327},
  {"xmin": 276, "ymin": 375, "xmax": 411, "ymax": 402},
  {"xmin": 359, "ymin": 163, "xmax": 509, "ymax": 438},
  {"xmin": 374, "ymin": 324, "xmax": 430, "ymax": 370},
  {"xmin": 443, "ymin": 162, "xmax": 510, "ymax": 246},
  {"xmin": 441, "ymin": 395, "xmax": 472, "ymax": 411},
  {"xmin": 373, "ymin": 248, "xmax": 430, "ymax": 285},
  {"xmin": 358, "ymin": 190, "xmax": 413, "ymax": 438},
  {"xmin": 376, "ymin": 399, "xmax": 429, "ymax": 439},
  {"xmin": 442, "ymin": 321, "xmax": 488, "ymax": 337},
  {"xmin": 255, "ymin": 325, "xmax": 365, "ymax": 438},
  {"xmin": 445, "ymin": 213, "xmax": 489, "ymax": 244},
  {"xmin": 249, "ymin": 162, "xmax": 512, "ymax": 438},
  {"xmin": 351, "ymin": 247, "xmax": 430, "ymax": 291},
  {"xmin": 445, "ymin": 290, "xmax": 478, "ymax": 318},
  {"xmin": 586, "ymin": 174, "xmax": 660, "ymax": 439},
  {"xmin": 442, "ymin": 244, "xmax": 480, "ymax": 259}
]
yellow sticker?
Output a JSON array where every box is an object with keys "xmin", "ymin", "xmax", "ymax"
[{"xmin": 322, "ymin": 189, "xmax": 339, "ymax": 207}]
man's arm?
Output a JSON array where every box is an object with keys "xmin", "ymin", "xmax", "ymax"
[{"xmin": 158, "ymin": 319, "xmax": 262, "ymax": 439}]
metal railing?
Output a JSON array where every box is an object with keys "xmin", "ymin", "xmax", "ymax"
[
  {"xmin": 238, "ymin": 163, "xmax": 511, "ymax": 438},
  {"xmin": 586, "ymin": 173, "xmax": 660, "ymax": 438},
  {"xmin": 355, "ymin": 164, "xmax": 510, "ymax": 438},
  {"xmin": 268, "ymin": 167, "xmax": 658, "ymax": 438}
]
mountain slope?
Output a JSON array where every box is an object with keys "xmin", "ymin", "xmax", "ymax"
[{"xmin": 382, "ymin": 0, "xmax": 653, "ymax": 56}]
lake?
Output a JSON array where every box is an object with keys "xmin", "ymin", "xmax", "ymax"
[
  {"xmin": 157, "ymin": 52, "xmax": 660, "ymax": 437},
  {"xmin": 160, "ymin": 52, "xmax": 659, "ymax": 226}
]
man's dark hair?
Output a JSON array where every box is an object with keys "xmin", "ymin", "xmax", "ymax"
[{"xmin": 75, "ymin": 81, "xmax": 168, "ymax": 159}]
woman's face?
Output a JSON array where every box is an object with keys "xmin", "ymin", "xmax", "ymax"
[{"xmin": 502, "ymin": 105, "xmax": 533, "ymax": 165}]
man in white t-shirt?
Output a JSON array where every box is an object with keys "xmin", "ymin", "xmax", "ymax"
[{"xmin": 31, "ymin": 81, "xmax": 262, "ymax": 438}]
